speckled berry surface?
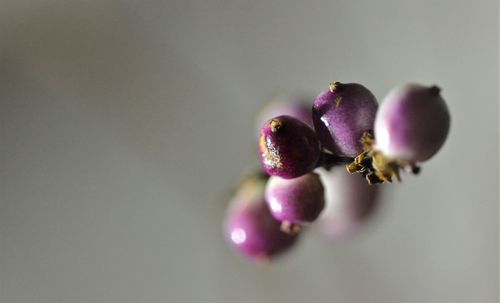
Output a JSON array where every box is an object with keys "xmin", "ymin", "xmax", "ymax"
[
  {"xmin": 312, "ymin": 82, "xmax": 378, "ymax": 157},
  {"xmin": 374, "ymin": 84, "xmax": 450, "ymax": 162},
  {"xmin": 265, "ymin": 172, "xmax": 325, "ymax": 223},
  {"xmin": 259, "ymin": 115, "xmax": 320, "ymax": 179}
]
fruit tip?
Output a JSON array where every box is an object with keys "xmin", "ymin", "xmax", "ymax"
[
  {"xmin": 269, "ymin": 119, "xmax": 282, "ymax": 132},
  {"xmin": 429, "ymin": 85, "xmax": 441, "ymax": 96},
  {"xmin": 329, "ymin": 81, "xmax": 340, "ymax": 92}
]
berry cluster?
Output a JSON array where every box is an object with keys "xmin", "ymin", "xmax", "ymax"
[{"xmin": 224, "ymin": 82, "xmax": 450, "ymax": 261}]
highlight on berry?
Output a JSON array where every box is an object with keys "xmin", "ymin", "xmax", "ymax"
[{"xmin": 225, "ymin": 82, "xmax": 450, "ymax": 261}]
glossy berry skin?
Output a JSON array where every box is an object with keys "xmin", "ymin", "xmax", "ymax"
[
  {"xmin": 259, "ymin": 115, "xmax": 320, "ymax": 179},
  {"xmin": 255, "ymin": 96, "xmax": 313, "ymax": 137},
  {"xmin": 374, "ymin": 84, "xmax": 450, "ymax": 162},
  {"xmin": 315, "ymin": 167, "xmax": 379, "ymax": 239},
  {"xmin": 265, "ymin": 173, "xmax": 325, "ymax": 224},
  {"xmin": 312, "ymin": 82, "xmax": 378, "ymax": 157},
  {"xmin": 224, "ymin": 176, "xmax": 298, "ymax": 260}
]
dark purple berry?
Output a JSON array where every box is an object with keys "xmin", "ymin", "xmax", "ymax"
[
  {"xmin": 313, "ymin": 82, "xmax": 378, "ymax": 157},
  {"xmin": 316, "ymin": 167, "xmax": 380, "ymax": 239},
  {"xmin": 259, "ymin": 115, "xmax": 320, "ymax": 179},
  {"xmin": 224, "ymin": 175, "xmax": 298, "ymax": 261},
  {"xmin": 374, "ymin": 84, "xmax": 450, "ymax": 162},
  {"xmin": 265, "ymin": 172, "xmax": 325, "ymax": 225}
]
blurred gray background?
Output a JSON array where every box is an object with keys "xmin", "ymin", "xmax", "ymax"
[{"xmin": 0, "ymin": 1, "xmax": 498, "ymax": 302}]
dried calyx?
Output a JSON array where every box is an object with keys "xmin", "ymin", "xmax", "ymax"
[{"xmin": 346, "ymin": 132, "xmax": 420, "ymax": 184}]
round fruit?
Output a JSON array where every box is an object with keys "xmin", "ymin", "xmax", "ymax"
[
  {"xmin": 259, "ymin": 115, "xmax": 320, "ymax": 179},
  {"xmin": 224, "ymin": 175, "xmax": 299, "ymax": 261},
  {"xmin": 265, "ymin": 172, "xmax": 325, "ymax": 224},
  {"xmin": 312, "ymin": 82, "xmax": 378, "ymax": 157},
  {"xmin": 316, "ymin": 167, "xmax": 380, "ymax": 239},
  {"xmin": 374, "ymin": 84, "xmax": 450, "ymax": 162}
]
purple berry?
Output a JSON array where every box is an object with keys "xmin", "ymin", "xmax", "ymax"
[
  {"xmin": 224, "ymin": 175, "xmax": 299, "ymax": 261},
  {"xmin": 312, "ymin": 82, "xmax": 378, "ymax": 157},
  {"xmin": 259, "ymin": 115, "xmax": 320, "ymax": 179},
  {"xmin": 374, "ymin": 84, "xmax": 450, "ymax": 162},
  {"xmin": 255, "ymin": 96, "xmax": 313, "ymax": 137},
  {"xmin": 315, "ymin": 167, "xmax": 380, "ymax": 239},
  {"xmin": 265, "ymin": 173, "xmax": 325, "ymax": 225}
]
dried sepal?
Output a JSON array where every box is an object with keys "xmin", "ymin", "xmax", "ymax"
[{"xmin": 346, "ymin": 132, "xmax": 420, "ymax": 184}]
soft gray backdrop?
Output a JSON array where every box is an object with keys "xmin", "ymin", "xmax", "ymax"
[{"xmin": 0, "ymin": 1, "xmax": 498, "ymax": 302}]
